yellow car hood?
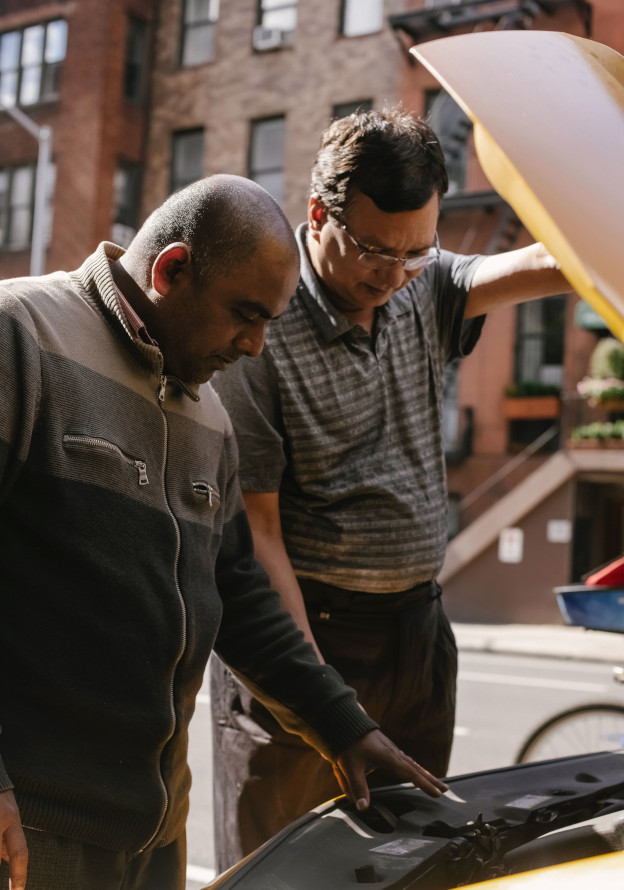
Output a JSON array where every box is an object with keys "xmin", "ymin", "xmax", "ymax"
[
  {"xmin": 465, "ymin": 850, "xmax": 624, "ymax": 889},
  {"xmin": 411, "ymin": 31, "xmax": 624, "ymax": 338}
]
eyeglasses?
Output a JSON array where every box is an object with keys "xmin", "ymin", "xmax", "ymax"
[{"xmin": 334, "ymin": 215, "xmax": 440, "ymax": 272}]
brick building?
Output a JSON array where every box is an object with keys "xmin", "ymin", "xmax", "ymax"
[
  {"xmin": 0, "ymin": 0, "xmax": 157, "ymax": 279},
  {"xmin": 2, "ymin": 0, "xmax": 623, "ymax": 622},
  {"xmin": 142, "ymin": 0, "xmax": 407, "ymax": 224}
]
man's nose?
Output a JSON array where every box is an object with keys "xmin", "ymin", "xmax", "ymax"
[
  {"xmin": 376, "ymin": 260, "xmax": 408, "ymax": 290},
  {"xmin": 236, "ymin": 321, "xmax": 266, "ymax": 358}
]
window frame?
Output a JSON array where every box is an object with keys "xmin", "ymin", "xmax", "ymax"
[
  {"xmin": 0, "ymin": 18, "xmax": 68, "ymax": 109},
  {"xmin": 0, "ymin": 159, "xmax": 55, "ymax": 252},
  {"xmin": 170, "ymin": 127, "xmax": 205, "ymax": 194},
  {"xmin": 111, "ymin": 159, "xmax": 142, "ymax": 248},
  {"xmin": 123, "ymin": 15, "xmax": 148, "ymax": 103},
  {"xmin": 513, "ymin": 294, "xmax": 567, "ymax": 389},
  {"xmin": 339, "ymin": 0, "xmax": 384, "ymax": 38},
  {"xmin": 332, "ymin": 99, "xmax": 373, "ymax": 120},
  {"xmin": 247, "ymin": 114, "xmax": 286, "ymax": 206},
  {"xmin": 179, "ymin": 0, "xmax": 220, "ymax": 68},
  {"xmin": 256, "ymin": 0, "xmax": 298, "ymax": 33}
]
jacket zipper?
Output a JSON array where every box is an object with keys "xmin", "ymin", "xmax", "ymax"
[
  {"xmin": 192, "ymin": 481, "xmax": 220, "ymax": 509},
  {"xmin": 137, "ymin": 372, "xmax": 188, "ymax": 853},
  {"xmin": 62, "ymin": 434, "xmax": 148, "ymax": 485}
]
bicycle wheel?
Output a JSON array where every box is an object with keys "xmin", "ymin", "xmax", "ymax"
[{"xmin": 516, "ymin": 703, "xmax": 624, "ymax": 764}]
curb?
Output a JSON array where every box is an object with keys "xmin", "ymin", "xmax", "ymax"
[{"xmin": 452, "ymin": 623, "xmax": 623, "ymax": 665}]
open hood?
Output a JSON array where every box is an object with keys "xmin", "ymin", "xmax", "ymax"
[
  {"xmin": 207, "ymin": 752, "xmax": 624, "ymax": 888},
  {"xmin": 410, "ymin": 31, "xmax": 624, "ymax": 339}
]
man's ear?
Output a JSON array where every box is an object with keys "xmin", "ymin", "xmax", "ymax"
[
  {"xmin": 152, "ymin": 242, "xmax": 192, "ymax": 296},
  {"xmin": 307, "ymin": 196, "xmax": 327, "ymax": 237}
]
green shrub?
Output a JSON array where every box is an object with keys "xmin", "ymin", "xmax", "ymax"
[
  {"xmin": 571, "ymin": 420, "xmax": 624, "ymax": 440},
  {"xmin": 589, "ymin": 337, "xmax": 624, "ymax": 380},
  {"xmin": 504, "ymin": 381, "xmax": 560, "ymax": 398}
]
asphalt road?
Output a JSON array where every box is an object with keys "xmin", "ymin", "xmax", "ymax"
[
  {"xmin": 449, "ymin": 650, "xmax": 619, "ymax": 775},
  {"xmin": 184, "ymin": 648, "xmax": 621, "ymax": 889}
]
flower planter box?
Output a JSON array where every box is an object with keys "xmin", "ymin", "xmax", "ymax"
[
  {"xmin": 503, "ymin": 395, "xmax": 561, "ymax": 420},
  {"xmin": 587, "ymin": 397, "xmax": 624, "ymax": 412},
  {"xmin": 567, "ymin": 437, "xmax": 624, "ymax": 449}
]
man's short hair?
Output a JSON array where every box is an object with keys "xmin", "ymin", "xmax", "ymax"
[
  {"xmin": 131, "ymin": 175, "xmax": 295, "ymax": 288},
  {"xmin": 311, "ymin": 106, "xmax": 448, "ymax": 217}
]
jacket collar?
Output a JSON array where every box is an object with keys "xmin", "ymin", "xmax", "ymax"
[{"xmin": 72, "ymin": 242, "xmax": 200, "ymax": 401}]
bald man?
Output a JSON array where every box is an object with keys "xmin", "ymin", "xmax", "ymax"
[{"xmin": 0, "ymin": 175, "xmax": 446, "ymax": 890}]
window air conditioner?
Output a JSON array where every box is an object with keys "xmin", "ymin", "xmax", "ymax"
[{"xmin": 252, "ymin": 25, "xmax": 286, "ymax": 52}]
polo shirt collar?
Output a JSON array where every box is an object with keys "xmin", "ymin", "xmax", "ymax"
[
  {"xmin": 296, "ymin": 223, "xmax": 408, "ymax": 343},
  {"xmin": 296, "ymin": 224, "xmax": 352, "ymax": 342}
]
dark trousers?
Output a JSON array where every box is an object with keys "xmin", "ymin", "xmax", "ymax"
[
  {"xmin": 0, "ymin": 828, "xmax": 186, "ymax": 890},
  {"xmin": 211, "ymin": 579, "xmax": 457, "ymax": 873}
]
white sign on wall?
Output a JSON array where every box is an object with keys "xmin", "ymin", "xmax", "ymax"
[
  {"xmin": 498, "ymin": 527, "xmax": 524, "ymax": 564},
  {"xmin": 547, "ymin": 519, "xmax": 572, "ymax": 543}
]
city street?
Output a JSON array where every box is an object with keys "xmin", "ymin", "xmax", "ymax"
[{"xmin": 184, "ymin": 646, "xmax": 620, "ymax": 888}]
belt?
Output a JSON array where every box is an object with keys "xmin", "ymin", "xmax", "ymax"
[{"xmin": 299, "ymin": 577, "xmax": 441, "ymax": 618}]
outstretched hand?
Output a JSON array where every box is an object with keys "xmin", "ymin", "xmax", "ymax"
[
  {"xmin": 332, "ymin": 729, "xmax": 448, "ymax": 812},
  {"xmin": 0, "ymin": 790, "xmax": 28, "ymax": 890}
]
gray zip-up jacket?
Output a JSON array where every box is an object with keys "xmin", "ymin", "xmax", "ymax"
[{"xmin": 0, "ymin": 242, "xmax": 376, "ymax": 854}]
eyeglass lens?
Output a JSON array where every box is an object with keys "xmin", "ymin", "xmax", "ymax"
[
  {"xmin": 335, "ymin": 214, "xmax": 439, "ymax": 271},
  {"xmin": 358, "ymin": 248, "xmax": 437, "ymax": 271}
]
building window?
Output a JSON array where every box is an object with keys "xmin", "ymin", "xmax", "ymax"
[
  {"xmin": 514, "ymin": 295, "xmax": 567, "ymax": 389},
  {"xmin": 0, "ymin": 19, "xmax": 67, "ymax": 108},
  {"xmin": 333, "ymin": 99, "xmax": 373, "ymax": 120},
  {"xmin": 426, "ymin": 88, "xmax": 471, "ymax": 195},
  {"xmin": 341, "ymin": 0, "xmax": 384, "ymax": 37},
  {"xmin": 124, "ymin": 16, "xmax": 148, "ymax": 103},
  {"xmin": 258, "ymin": 0, "xmax": 298, "ymax": 32},
  {"xmin": 252, "ymin": 1, "xmax": 297, "ymax": 50},
  {"xmin": 180, "ymin": 0, "xmax": 219, "ymax": 67},
  {"xmin": 248, "ymin": 116, "xmax": 285, "ymax": 205},
  {"xmin": 442, "ymin": 359, "xmax": 460, "ymax": 454},
  {"xmin": 111, "ymin": 161, "xmax": 142, "ymax": 248},
  {"xmin": 447, "ymin": 493, "xmax": 462, "ymax": 541},
  {"xmin": 0, "ymin": 161, "xmax": 55, "ymax": 251},
  {"xmin": 170, "ymin": 128, "xmax": 204, "ymax": 193},
  {"xmin": 507, "ymin": 295, "xmax": 566, "ymax": 454}
]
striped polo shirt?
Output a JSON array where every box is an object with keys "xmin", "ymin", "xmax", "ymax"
[{"xmin": 214, "ymin": 224, "xmax": 485, "ymax": 593}]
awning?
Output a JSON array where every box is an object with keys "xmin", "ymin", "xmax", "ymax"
[{"xmin": 574, "ymin": 300, "xmax": 608, "ymax": 330}]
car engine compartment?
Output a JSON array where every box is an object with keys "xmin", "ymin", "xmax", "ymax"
[{"xmin": 209, "ymin": 750, "xmax": 624, "ymax": 888}]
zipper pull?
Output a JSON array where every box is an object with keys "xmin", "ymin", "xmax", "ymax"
[
  {"xmin": 133, "ymin": 460, "xmax": 149, "ymax": 485},
  {"xmin": 192, "ymin": 482, "xmax": 219, "ymax": 509},
  {"xmin": 158, "ymin": 375, "xmax": 167, "ymax": 402}
]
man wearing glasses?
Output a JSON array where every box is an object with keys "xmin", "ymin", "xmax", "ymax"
[{"xmin": 211, "ymin": 106, "xmax": 569, "ymax": 870}]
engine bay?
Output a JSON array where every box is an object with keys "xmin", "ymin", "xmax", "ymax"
[{"xmin": 210, "ymin": 750, "xmax": 624, "ymax": 888}]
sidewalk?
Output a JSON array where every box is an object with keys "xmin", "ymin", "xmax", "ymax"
[{"xmin": 453, "ymin": 622, "xmax": 623, "ymax": 665}]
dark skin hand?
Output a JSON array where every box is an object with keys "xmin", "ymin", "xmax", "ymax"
[
  {"xmin": 333, "ymin": 729, "xmax": 448, "ymax": 810},
  {"xmin": 0, "ymin": 790, "xmax": 28, "ymax": 890}
]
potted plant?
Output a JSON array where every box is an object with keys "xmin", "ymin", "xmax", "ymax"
[
  {"xmin": 568, "ymin": 419, "xmax": 624, "ymax": 448},
  {"xmin": 503, "ymin": 381, "xmax": 561, "ymax": 419},
  {"xmin": 577, "ymin": 337, "xmax": 624, "ymax": 409}
]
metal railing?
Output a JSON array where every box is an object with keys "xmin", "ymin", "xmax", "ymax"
[{"xmin": 456, "ymin": 391, "xmax": 619, "ymax": 514}]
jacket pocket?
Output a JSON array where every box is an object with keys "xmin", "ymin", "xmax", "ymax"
[{"xmin": 63, "ymin": 433, "xmax": 149, "ymax": 486}]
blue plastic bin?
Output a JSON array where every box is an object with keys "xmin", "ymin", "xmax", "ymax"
[{"xmin": 555, "ymin": 585, "xmax": 624, "ymax": 634}]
